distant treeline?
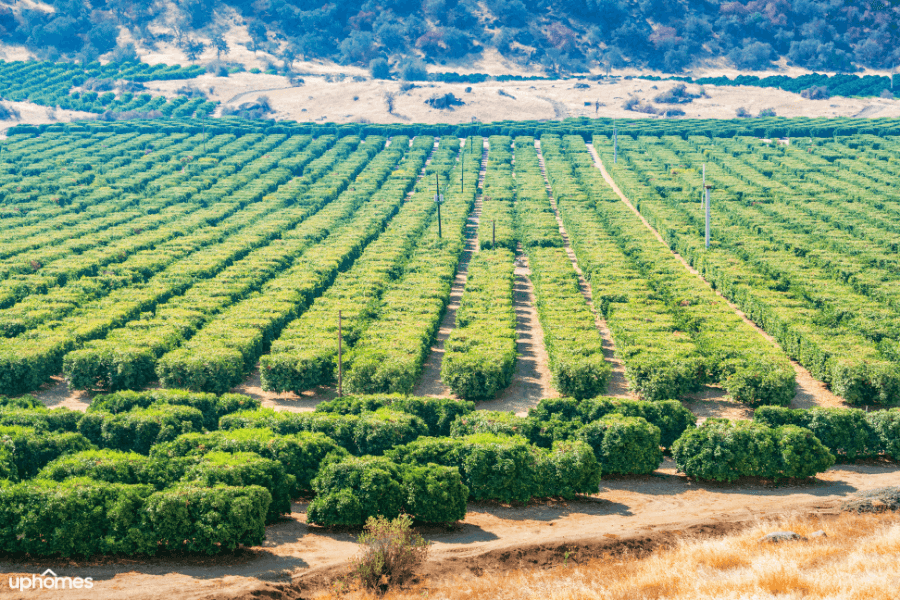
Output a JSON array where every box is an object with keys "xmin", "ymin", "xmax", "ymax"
[{"xmin": 9, "ymin": 115, "xmax": 900, "ymax": 143}]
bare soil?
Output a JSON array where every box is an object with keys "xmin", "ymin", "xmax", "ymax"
[
  {"xmin": 3, "ymin": 459, "xmax": 896, "ymax": 600},
  {"xmin": 479, "ymin": 247, "xmax": 557, "ymax": 415}
]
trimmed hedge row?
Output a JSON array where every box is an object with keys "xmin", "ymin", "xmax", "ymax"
[
  {"xmin": 528, "ymin": 396, "xmax": 696, "ymax": 448},
  {"xmin": 513, "ymin": 138, "xmax": 612, "ymax": 398},
  {"xmin": 150, "ymin": 428, "xmax": 346, "ymax": 495},
  {"xmin": 754, "ymin": 406, "xmax": 900, "ymax": 460},
  {"xmin": 313, "ymin": 394, "xmax": 475, "ymax": 437},
  {"xmin": 387, "ymin": 433, "xmax": 601, "ymax": 503},
  {"xmin": 0, "ymin": 478, "xmax": 269, "ymax": 556},
  {"xmin": 0, "ymin": 425, "xmax": 94, "ymax": 480},
  {"xmin": 307, "ymin": 456, "xmax": 468, "ymax": 527},
  {"xmin": 441, "ymin": 249, "xmax": 517, "ymax": 400},
  {"xmin": 79, "ymin": 404, "xmax": 206, "ymax": 454},
  {"xmin": 671, "ymin": 419, "xmax": 835, "ymax": 482},
  {"xmin": 258, "ymin": 136, "xmax": 452, "ymax": 394},
  {"xmin": 218, "ymin": 408, "xmax": 429, "ymax": 456},
  {"xmin": 449, "ymin": 408, "xmax": 664, "ymax": 475},
  {"xmin": 87, "ymin": 389, "xmax": 260, "ymax": 430}
]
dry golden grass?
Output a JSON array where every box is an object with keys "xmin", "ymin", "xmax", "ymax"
[{"xmin": 321, "ymin": 512, "xmax": 900, "ymax": 600}]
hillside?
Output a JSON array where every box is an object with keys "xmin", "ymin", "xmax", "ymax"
[{"xmin": 2, "ymin": 0, "xmax": 899, "ymax": 77}]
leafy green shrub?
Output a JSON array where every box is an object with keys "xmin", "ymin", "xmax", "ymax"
[
  {"xmin": 84, "ymin": 405, "xmax": 205, "ymax": 454},
  {"xmin": 0, "ymin": 425, "xmax": 95, "ymax": 480},
  {"xmin": 0, "ymin": 478, "xmax": 155, "ymax": 557},
  {"xmin": 401, "ymin": 463, "xmax": 468, "ymax": 523},
  {"xmin": 754, "ymin": 406, "xmax": 875, "ymax": 460},
  {"xmin": 576, "ymin": 415, "xmax": 663, "ymax": 475},
  {"xmin": 866, "ymin": 409, "xmax": 900, "ymax": 460},
  {"xmin": 537, "ymin": 440, "xmax": 601, "ymax": 498},
  {"xmin": 37, "ymin": 449, "xmax": 189, "ymax": 488},
  {"xmin": 553, "ymin": 353, "xmax": 613, "ymax": 400},
  {"xmin": 314, "ymin": 395, "xmax": 474, "ymax": 436},
  {"xmin": 307, "ymin": 456, "xmax": 405, "ymax": 527},
  {"xmin": 184, "ymin": 452, "xmax": 295, "ymax": 523},
  {"xmin": 350, "ymin": 515, "xmax": 429, "ymax": 592},
  {"xmin": 144, "ymin": 484, "xmax": 270, "ymax": 554},
  {"xmin": 672, "ymin": 419, "xmax": 778, "ymax": 482},
  {"xmin": 389, "ymin": 434, "xmax": 539, "ymax": 503},
  {"xmin": 672, "ymin": 419, "xmax": 834, "ymax": 482},
  {"xmin": 725, "ymin": 362, "xmax": 795, "ymax": 407},
  {"xmin": 89, "ymin": 390, "xmax": 259, "ymax": 430},
  {"xmin": 152, "ymin": 428, "xmax": 346, "ymax": 495},
  {"xmin": 0, "ymin": 446, "xmax": 15, "ymax": 481},
  {"xmin": 0, "ymin": 406, "xmax": 82, "ymax": 432},
  {"xmin": 448, "ymin": 411, "xmax": 535, "ymax": 439},
  {"xmin": 625, "ymin": 355, "xmax": 704, "ymax": 401},
  {"xmin": 0, "ymin": 395, "xmax": 42, "ymax": 409},
  {"xmin": 156, "ymin": 348, "xmax": 246, "ymax": 395},
  {"xmin": 220, "ymin": 409, "xmax": 427, "ymax": 456},
  {"xmin": 529, "ymin": 397, "xmax": 695, "ymax": 448},
  {"xmin": 774, "ymin": 425, "xmax": 835, "ymax": 478}
]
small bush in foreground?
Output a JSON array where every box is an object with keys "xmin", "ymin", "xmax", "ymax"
[{"xmin": 349, "ymin": 515, "xmax": 429, "ymax": 593}]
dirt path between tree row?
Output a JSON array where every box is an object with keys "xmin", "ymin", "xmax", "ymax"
[
  {"xmin": 534, "ymin": 140, "xmax": 633, "ymax": 399},
  {"xmin": 584, "ymin": 143, "xmax": 846, "ymax": 415},
  {"xmin": 4, "ymin": 460, "xmax": 896, "ymax": 600},
  {"xmin": 413, "ymin": 138, "xmax": 489, "ymax": 398},
  {"xmin": 479, "ymin": 246, "xmax": 557, "ymax": 414}
]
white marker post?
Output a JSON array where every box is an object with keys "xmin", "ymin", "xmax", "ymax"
[
  {"xmin": 435, "ymin": 172, "xmax": 443, "ymax": 239},
  {"xmin": 705, "ymin": 185, "xmax": 712, "ymax": 249}
]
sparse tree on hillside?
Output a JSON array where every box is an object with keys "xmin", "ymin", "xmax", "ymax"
[
  {"xmin": 183, "ymin": 39, "xmax": 205, "ymax": 62},
  {"xmin": 211, "ymin": 33, "xmax": 228, "ymax": 58}
]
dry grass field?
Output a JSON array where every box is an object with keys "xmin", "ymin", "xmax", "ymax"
[{"xmin": 323, "ymin": 511, "xmax": 900, "ymax": 600}]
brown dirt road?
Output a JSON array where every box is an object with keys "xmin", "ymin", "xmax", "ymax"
[{"xmin": 2, "ymin": 459, "xmax": 896, "ymax": 600}]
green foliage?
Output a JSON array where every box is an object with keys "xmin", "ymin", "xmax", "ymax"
[
  {"xmin": 866, "ymin": 409, "xmax": 900, "ymax": 460},
  {"xmin": 774, "ymin": 425, "xmax": 835, "ymax": 479},
  {"xmin": 725, "ymin": 362, "xmax": 796, "ymax": 407},
  {"xmin": 753, "ymin": 406, "xmax": 875, "ymax": 460},
  {"xmin": 536, "ymin": 440, "xmax": 602, "ymax": 498},
  {"xmin": 671, "ymin": 419, "xmax": 834, "ymax": 482},
  {"xmin": 88, "ymin": 390, "xmax": 260, "ymax": 430},
  {"xmin": 152, "ymin": 428, "xmax": 346, "ymax": 495},
  {"xmin": 143, "ymin": 484, "xmax": 270, "ymax": 554},
  {"xmin": 0, "ymin": 478, "xmax": 156, "ymax": 557},
  {"xmin": 0, "ymin": 406, "xmax": 82, "ymax": 432},
  {"xmin": 577, "ymin": 415, "xmax": 663, "ymax": 475},
  {"xmin": 441, "ymin": 249, "xmax": 517, "ymax": 400},
  {"xmin": 314, "ymin": 394, "xmax": 474, "ymax": 437},
  {"xmin": 219, "ymin": 408, "xmax": 428, "ymax": 456},
  {"xmin": 184, "ymin": 451, "xmax": 295, "ymax": 523},
  {"xmin": 307, "ymin": 456, "xmax": 405, "ymax": 527},
  {"xmin": 0, "ymin": 425, "xmax": 95, "ymax": 480},
  {"xmin": 37, "ymin": 449, "xmax": 189, "ymax": 488},
  {"xmin": 448, "ymin": 410, "xmax": 535, "ymax": 439},
  {"xmin": 0, "ymin": 395, "xmax": 42, "ymax": 409},
  {"xmin": 389, "ymin": 434, "xmax": 539, "ymax": 503},
  {"xmin": 401, "ymin": 463, "xmax": 468, "ymax": 523},
  {"xmin": 84, "ymin": 405, "xmax": 205, "ymax": 454},
  {"xmin": 529, "ymin": 397, "xmax": 695, "ymax": 448}
]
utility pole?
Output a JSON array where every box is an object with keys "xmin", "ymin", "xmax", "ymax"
[
  {"xmin": 337, "ymin": 310, "xmax": 343, "ymax": 397},
  {"xmin": 435, "ymin": 172, "xmax": 443, "ymax": 238},
  {"xmin": 613, "ymin": 121, "xmax": 618, "ymax": 164},
  {"xmin": 461, "ymin": 139, "xmax": 464, "ymax": 192},
  {"xmin": 701, "ymin": 163, "xmax": 706, "ymax": 209},
  {"xmin": 705, "ymin": 185, "xmax": 712, "ymax": 249}
]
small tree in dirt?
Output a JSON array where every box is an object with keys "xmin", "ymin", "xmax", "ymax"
[{"xmin": 349, "ymin": 515, "xmax": 429, "ymax": 593}]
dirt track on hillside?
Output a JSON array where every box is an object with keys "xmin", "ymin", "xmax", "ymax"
[{"xmin": 2, "ymin": 459, "xmax": 896, "ymax": 600}]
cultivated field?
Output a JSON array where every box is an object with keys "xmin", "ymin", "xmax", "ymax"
[{"xmin": 0, "ymin": 111, "xmax": 899, "ymax": 599}]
